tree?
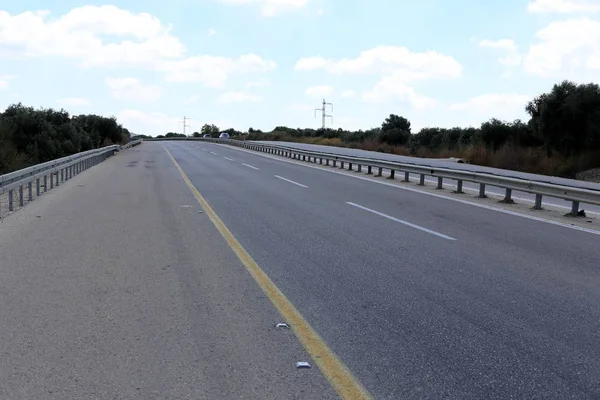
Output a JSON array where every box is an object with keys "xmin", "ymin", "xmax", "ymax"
[
  {"xmin": 201, "ymin": 124, "xmax": 220, "ymax": 137},
  {"xmin": 380, "ymin": 114, "xmax": 411, "ymax": 145},
  {"xmin": 192, "ymin": 132, "xmax": 201, "ymax": 137}
]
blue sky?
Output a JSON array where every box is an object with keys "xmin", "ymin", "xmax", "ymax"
[{"xmin": 1, "ymin": 0, "xmax": 599, "ymax": 136}]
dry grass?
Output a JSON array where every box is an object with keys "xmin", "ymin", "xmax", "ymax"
[{"xmin": 255, "ymin": 134, "xmax": 600, "ymax": 179}]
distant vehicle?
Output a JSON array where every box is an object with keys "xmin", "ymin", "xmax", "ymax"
[
  {"xmin": 219, "ymin": 132, "xmax": 230, "ymax": 139},
  {"xmin": 202, "ymin": 134, "xmax": 211, "ymax": 138}
]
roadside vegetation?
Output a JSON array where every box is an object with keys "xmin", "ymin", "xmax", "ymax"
[
  {"xmin": 0, "ymin": 103, "xmax": 132, "ymax": 175},
  {"xmin": 191, "ymin": 80, "xmax": 600, "ymax": 180}
]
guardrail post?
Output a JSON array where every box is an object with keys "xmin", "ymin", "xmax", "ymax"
[
  {"xmin": 478, "ymin": 183, "xmax": 486, "ymax": 198},
  {"xmin": 501, "ymin": 189, "xmax": 514, "ymax": 204},
  {"xmin": 44, "ymin": 175, "xmax": 48, "ymax": 192},
  {"xmin": 436, "ymin": 177, "xmax": 443, "ymax": 189},
  {"xmin": 419, "ymin": 174, "xmax": 425, "ymax": 185},
  {"xmin": 367, "ymin": 166, "xmax": 372, "ymax": 175},
  {"xmin": 333, "ymin": 160, "xmax": 337, "ymax": 167},
  {"xmin": 455, "ymin": 180, "xmax": 464, "ymax": 194},
  {"xmin": 8, "ymin": 189, "xmax": 13, "ymax": 211},
  {"xmin": 348, "ymin": 163, "xmax": 353, "ymax": 171},
  {"xmin": 571, "ymin": 201, "xmax": 579, "ymax": 217},
  {"xmin": 319, "ymin": 158, "xmax": 323, "ymax": 164},
  {"xmin": 357, "ymin": 164, "xmax": 362, "ymax": 172},
  {"xmin": 403, "ymin": 172, "xmax": 410, "ymax": 182},
  {"xmin": 388, "ymin": 170, "xmax": 395, "ymax": 179},
  {"xmin": 55, "ymin": 171, "xmax": 59, "ymax": 186},
  {"xmin": 61, "ymin": 168, "xmax": 64, "ymax": 182},
  {"xmin": 36, "ymin": 178, "xmax": 40, "ymax": 196},
  {"xmin": 340, "ymin": 161, "xmax": 344, "ymax": 169},
  {"xmin": 302, "ymin": 155, "xmax": 306, "ymax": 161},
  {"xmin": 376, "ymin": 167, "xmax": 383, "ymax": 177},
  {"xmin": 19, "ymin": 185, "xmax": 24, "ymax": 207},
  {"xmin": 534, "ymin": 194, "xmax": 542, "ymax": 210},
  {"xmin": 28, "ymin": 181, "xmax": 33, "ymax": 201},
  {"xmin": 326, "ymin": 159, "xmax": 330, "ymax": 166}
]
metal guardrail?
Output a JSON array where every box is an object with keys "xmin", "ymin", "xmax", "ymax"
[
  {"xmin": 147, "ymin": 136, "xmax": 600, "ymax": 216},
  {"xmin": 0, "ymin": 143, "xmax": 129, "ymax": 214}
]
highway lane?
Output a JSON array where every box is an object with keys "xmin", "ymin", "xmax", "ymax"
[
  {"xmin": 0, "ymin": 144, "xmax": 338, "ymax": 399},
  {"xmin": 170, "ymin": 141, "xmax": 600, "ymax": 399},
  {"xmin": 253, "ymin": 140, "xmax": 600, "ymax": 214}
]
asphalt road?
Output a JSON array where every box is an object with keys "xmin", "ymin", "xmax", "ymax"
[
  {"xmin": 253, "ymin": 140, "xmax": 600, "ymax": 214},
  {"xmin": 170, "ymin": 141, "xmax": 600, "ymax": 399},
  {"xmin": 0, "ymin": 145, "xmax": 338, "ymax": 400},
  {"xmin": 2, "ymin": 141, "xmax": 600, "ymax": 399}
]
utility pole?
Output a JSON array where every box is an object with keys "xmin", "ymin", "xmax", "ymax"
[
  {"xmin": 180, "ymin": 116, "xmax": 190, "ymax": 136},
  {"xmin": 314, "ymin": 99, "xmax": 333, "ymax": 129}
]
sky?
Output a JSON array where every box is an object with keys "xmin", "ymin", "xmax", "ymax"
[{"xmin": 1, "ymin": 0, "xmax": 599, "ymax": 136}]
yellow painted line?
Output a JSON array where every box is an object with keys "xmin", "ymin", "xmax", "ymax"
[{"xmin": 163, "ymin": 146, "xmax": 373, "ymax": 400}]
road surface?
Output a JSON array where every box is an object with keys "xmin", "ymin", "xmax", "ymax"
[
  {"xmin": 1, "ymin": 141, "xmax": 600, "ymax": 399},
  {"xmin": 253, "ymin": 140, "xmax": 600, "ymax": 215}
]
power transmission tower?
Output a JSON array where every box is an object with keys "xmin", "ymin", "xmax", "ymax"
[
  {"xmin": 180, "ymin": 116, "xmax": 191, "ymax": 136},
  {"xmin": 314, "ymin": 99, "xmax": 333, "ymax": 129}
]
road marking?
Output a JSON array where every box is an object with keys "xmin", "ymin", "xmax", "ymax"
[
  {"xmin": 242, "ymin": 163, "xmax": 259, "ymax": 170},
  {"xmin": 210, "ymin": 151, "xmax": 218, "ymax": 155},
  {"xmin": 202, "ymin": 148, "xmax": 208, "ymax": 151},
  {"xmin": 347, "ymin": 202, "xmax": 456, "ymax": 240},
  {"xmin": 275, "ymin": 175, "xmax": 308, "ymax": 188},
  {"xmin": 223, "ymin": 157, "xmax": 235, "ymax": 161},
  {"xmin": 221, "ymin": 145, "xmax": 600, "ymax": 236},
  {"xmin": 163, "ymin": 146, "xmax": 372, "ymax": 400}
]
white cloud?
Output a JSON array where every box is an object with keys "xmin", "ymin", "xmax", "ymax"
[
  {"xmin": 479, "ymin": 39, "xmax": 522, "ymax": 67},
  {"xmin": 160, "ymin": 54, "xmax": 276, "ymax": 86},
  {"xmin": 185, "ymin": 94, "xmax": 200, "ymax": 104},
  {"xmin": 362, "ymin": 73, "xmax": 436, "ymax": 109},
  {"xmin": 218, "ymin": 91, "xmax": 262, "ymax": 103},
  {"xmin": 215, "ymin": 0, "xmax": 310, "ymax": 17},
  {"xmin": 305, "ymin": 85, "xmax": 334, "ymax": 97},
  {"xmin": 117, "ymin": 110, "xmax": 181, "ymax": 135},
  {"xmin": 479, "ymin": 39, "xmax": 518, "ymax": 52},
  {"xmin": 106, "ymin": 78, "xmax": 162, "ymax": 102},
  {"xmin": 341, "ymin": 90, "xmax": 356, "ymax": 98},
  {"xmin": 294, "ymin": 45, "xmax": 462, "ymax": 80},
  {"xmin": 0, "ymin": 6, "xmax": 184, "ymax": 67},
  {"xmin": 524, "ymin": 18, "xmax": 600, "ymax": 77},
  {"xmin": 528, "ymin": 0, "xmax": 600, "ymax": 13},
  {"xmin": 208, "ymin": 28, "xmax": 216, "ymax": 36},
  {"xmin": 449, "ymin": 93, "xmax": 530, "ymax": 122},
  {"xmin": 0, "ymin": 74, "xmax": 17, "ymax": 89},
  {"xmin": 246, "ymin": 78, "xmax": 270, "ymax": 88},
  {"xmin": 0, "ymin": 7, "xmax": 276, "ymax": 87},
  {"xmin": 57, "ymin": 97, "xmax": 90, "ymax": 106}
]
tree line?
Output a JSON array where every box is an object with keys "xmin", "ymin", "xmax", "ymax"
[
  {"xmin": 0, "ymin": 103, "xmax": 132, "ymax": 174},
  {"xmin": 168, "ymin": 80, "xmax": 599, "ymax": 178}
]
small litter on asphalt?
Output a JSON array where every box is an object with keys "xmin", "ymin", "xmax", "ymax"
[
  {"xmin": 275, "ymin": 323, "xmax": 290, "ymax": 329},
  {"xmin": 296, "ymin": 362, "xmax": 311, "ymax": 369},
  {"xmin": 198, "ymin": 210, "xmax": 203, "ymax": 213},
  {"xmin": 77, "ymin": 184, "xmax": 84, "ymax": 187}
]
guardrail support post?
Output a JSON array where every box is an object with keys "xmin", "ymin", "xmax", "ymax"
[
  {"xmin": 28, "ymin": 181, "xmax": 33, "ymax": 201},
  {"xmin": 478, "ymin": 183, "xmax": 486, "ymax": 198},
  {"xmin": 61, "ymin": 169, "xmax": 64, "ymax": 182},
  {"xmin": 388, "ymin": 170, "xmax": 395, "ymax": 179},
  {"xmin": 56, "ymin": 171, "xmax": 60, "ymax": 186},
  {"xmin": 8, "ymin": 190, "xmax": 13, "ymax": 211},
  {"xmin": 36, "ymin": 178, "xmax": 40, "ymax": 196},
  {"xmin": 534, "ymin": 194, "xmax": 542, "ymax": 210},
  {"xmin": 340, "ymin": 161, "xmax": 344, "ymax": 169},
  {"xmin": 348, "ymin": 163, "xmax": 353, "ymax": 171},
  {"xmin": 367, "ymin": 166, "xmax": 372, "ymax": 175},
  {"xmin": 326, "ymin": 159, "xmax": 330, "ymax": 166},
  {"xmin": 333, "ymin": 160, "xmax": 337, "ymax": 167},
  {"xmin": 302, "ymin": 155, "xmax": 306, "ymax": 161},
  {"xmin": 419, "ymin": 174, "xmax": 425, "ymax": 185},
  {"xmin": 403, "ymin": 172, "xmax": 410, "ymax": 182},
  {"xmin": 455, "ymin": 180, "xmax": 464, "ymax": 194},
  {"xmin": 571, "ymin": 201, "xmax": 579, "ymax": 217},
  {"xmin": 357, "ymin": 164, "xmax": 362, "ymax": 172},
  {"xmin": 19, "ymin": 185, "xmax": 24, "ymax": 207},
  {"xmin": 437, "ymin": 177, "xmax": 443, "ymax": 189},
  {"xmin": 319, "ymin": 158, "xmax": 323, "ymax": 164},
  {"xmin": 376, "ymin": 167, "xmax": 383, "ymax": 177},
  {"xmin": 44, "ymin": 175, "xmax": 48, "ymax": 192},
  {"xmin": 502, "ymin": 189, "xmax": 514, "ymax": 204}
]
